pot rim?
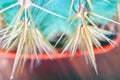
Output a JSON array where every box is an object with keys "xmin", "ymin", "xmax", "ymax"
[{"xmin": 0, "ymin": 35, "xmax": 120, "ymax": 60}]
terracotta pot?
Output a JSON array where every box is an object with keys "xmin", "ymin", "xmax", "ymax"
[
  {"xmin": 0, "ymin": 35, "xmax": 120, "ymax": 80},
  {"xmin": 0, "ymin": 35, "xmax": 120, "ymax": 60}
]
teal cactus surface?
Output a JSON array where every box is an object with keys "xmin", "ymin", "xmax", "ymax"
[{"xmin": 0, "ymin": 0, "xmax": 119, "ymax": 39}]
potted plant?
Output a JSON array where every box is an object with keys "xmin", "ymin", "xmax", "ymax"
[{"xmin": 0, "ymin": 0, "xmax": 120, "ymax": 80}]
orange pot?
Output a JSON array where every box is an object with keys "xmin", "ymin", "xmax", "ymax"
[
  {"xmin": 0, "ymin": 35, "xmax": 120, "ymax": 60},
  {"xmin": 0, "ymin": 35, "xmax": 120, "ymax": 80}
]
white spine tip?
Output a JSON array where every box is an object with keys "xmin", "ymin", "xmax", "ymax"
[
  {"xmin": 10, "ymin": 76, "xmax": 13, "ymax": 80},
  {"xmin": 84, "ymin": 12, "xmax": 88, "ymax": 16}
]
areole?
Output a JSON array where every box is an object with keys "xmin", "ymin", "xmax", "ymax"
[{"xmin": 19, "ymin": 0, "xmax": 32, "ymax": 8}]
